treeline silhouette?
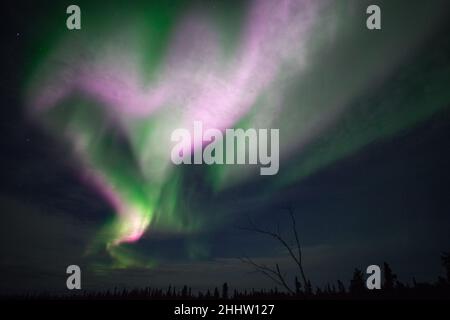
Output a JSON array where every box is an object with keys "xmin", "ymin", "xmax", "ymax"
[{"xmin": 5, "ymin": 253, "xmax": 450, "ymax": 300}]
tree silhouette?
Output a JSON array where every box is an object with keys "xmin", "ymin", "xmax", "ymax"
[
  {"xmin": 337, "ymin": 280, "xmax": 346, "ymax": 294},
  {"xmin": 222, "ymin": 282, "xmax": 229, "ymax": 299},
  {"xmin": 4, "ymin": 255, "xmax": 450, "ymax": 300},
  {"xmin": 213, "ymin": 287, "xmax": 220, "ymax": 299},
  {"xmin": 441, "ymin": 252, "xmax": 450, "ymax": 282},
  {"xmin": 383, "ymin": 262, "xmax": 397, "ymax": 291},
  {"xmin": 181, "ymin": 285, "xmax": 188, "ymax": 298},
  {"xmin": 239, "ymin": 207, "xmax": 310, "ymax": 294},
  {"xmin": 349, "ymin": 268, "xmax": 365, "ymax": 294},
  {"xmin": 295, "ymin": 276, "xmax": 302, "ymax": 294}
]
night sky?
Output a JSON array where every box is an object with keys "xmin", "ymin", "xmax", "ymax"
[{"xmin": 1, "ymin": 0, "xmax": 450, "ymax": 295}]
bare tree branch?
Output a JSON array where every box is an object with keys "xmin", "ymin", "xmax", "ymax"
[
  {"xmin": 238, "ymin": 209, "xmax": 310, "ymax": 293},
  {"xmin": 239, "ymin": 257, "xmax": 294, "ymax": 294},
  {"xmin": 239, "ymin": 218, "xmax": 302, "ymax": 274},
  {"xmin": 287, "ymin": 207, "xmax": 308, "ymax": 290}
]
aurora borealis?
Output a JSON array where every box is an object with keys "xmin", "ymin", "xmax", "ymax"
[
  {"xmin": 2, "ymin": 0, "xmax": 450, "ymax": 293},
  {"xmin": 26, "ymin": 0, "xmax": 323, "ymax": 252}
]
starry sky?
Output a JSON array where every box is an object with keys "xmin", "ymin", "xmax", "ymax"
[{"xmin": 1, "ymin": 0, "xmax": 450, "ymax": 294}]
